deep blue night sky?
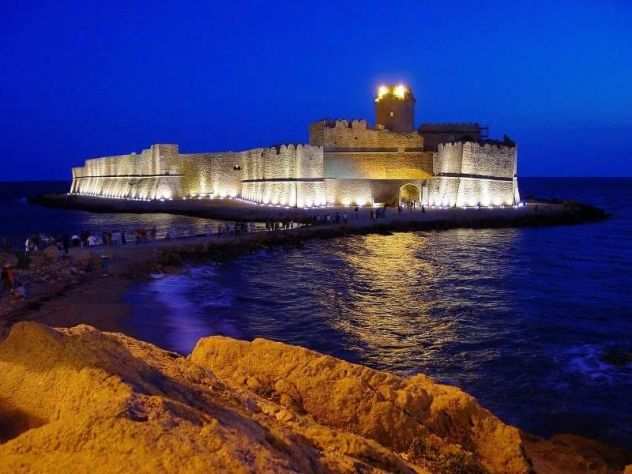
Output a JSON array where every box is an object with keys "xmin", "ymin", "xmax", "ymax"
[{"xmin": 1, "ymin": 0, "xmax": 631, "ymax": 180}]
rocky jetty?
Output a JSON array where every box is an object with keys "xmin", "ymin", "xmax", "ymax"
[{"xmin": 0, "ymin": 323, "xmax": 629, "ymax": 473}]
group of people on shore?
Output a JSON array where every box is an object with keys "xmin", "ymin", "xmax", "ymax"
[
  {"xmin": 265, "ymin": 219, "xmax": 299, "ymax": 231},
  {"xmin": 9, "ymin": 203, "xmax": 425, "ymax": 259},
  {"xmin": 397, "ymin": 201, "xmax": 425, "ymax": 214},
  {"xmin": 311, "ymin": 212, "xmax": 350, "ymax": 225},
  {"xmin": 13, "ymin": 219, "xmax": 301, "ymax": 256},
  {"xmin": 308, "ymin": 206, "xmax": 366, "ymax": 225},
  {"xmin": 1, "ymin": 204, "xmax": 429, "ymax": 302},
  {"xmin": 21, "ymin": 228, "xmax": 163, "ymax": 254}
]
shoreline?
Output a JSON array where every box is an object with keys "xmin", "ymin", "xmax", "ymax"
[
  {"xmin": 2, "ymin": 198, "xmax": 632, "ymax": 468},
  {"xmin": 2, "ymin": 197, "xmax": 608, "ymax": 337}
]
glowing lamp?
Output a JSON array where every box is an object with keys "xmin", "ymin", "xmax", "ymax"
[
  {"xmin": 377, "ymin": 85, "xmax": 389, "ymax": 100},
  {"xmin": 393, "ymin": 84, "xmax": 408, "ymax": 99}
]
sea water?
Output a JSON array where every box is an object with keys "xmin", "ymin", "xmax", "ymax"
[{"xmin": 126, "ymin": 178, "xmax": 632, "ymax": 448}]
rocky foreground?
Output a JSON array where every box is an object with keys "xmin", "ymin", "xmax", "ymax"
[{"xmin": 0, "ymin": 323, "xmax": 630, "ymax": 474}]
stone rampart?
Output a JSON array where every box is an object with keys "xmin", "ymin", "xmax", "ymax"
[
  {"xmin": 324, "ymin": 151, "xmax": 432, "ymax": 180},
  {"xmin": 69, "ymin": 136, "xmax": 520, "ymax": 209},
  {"xmin": 309, "ymin": 120, "xmax": 430, "ymax": 206},
  {"xmin": 240, "ymin": 145, "xmax": 326, "ymax": 207},
  {"xmin": 309, "ymin": 120, "xmax": 423, "ymax": 150},
  {"xmin": 435, "ymin": 142, "xmax": 516, "ymax": 178},
  {"xmin": 429, "ymin": 141, "xmax": 519, "ymax": 207},
  {"xmin": 180, "ymin": 152, "xmax": 242, "ymax": 198},
  {"xmin": 71, "ymin": 144, "xmax": 326, "ymax": 207},
  {"xmin": 428, "ymin": 176, "xmax": 516, "ymax": 207},
  {"xmin": 324, "ymin": 179, "xmax": 373, "ymax": 207},
  {"xmin": 70, "ymin": 145, "xmax": 183, "ymax": 200}
]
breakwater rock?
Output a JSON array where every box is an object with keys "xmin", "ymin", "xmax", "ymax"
[{"xmin": 0, "ymin": 323, "xmax": 629, "ymax": 473}]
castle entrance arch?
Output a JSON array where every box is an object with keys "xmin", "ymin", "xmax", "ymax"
[{"xmin": 399, "ymin": 183, "xmax": 421, "ymax": 205}]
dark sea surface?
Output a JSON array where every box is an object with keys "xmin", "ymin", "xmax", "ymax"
[
  {"xmin": 0, "ymin": 181, "xmax": 224, "ymax": 247},
  {"xmin": 1, "ymin": 179, "xmax": 631, "ymax": 448}
]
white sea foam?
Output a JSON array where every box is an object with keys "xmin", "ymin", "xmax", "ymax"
[
  {"xmin": 564, "ymin": 344, "xmax": 632, "ymax": 384},
  {"xmin": 149, "ymin": 268, "xmax": 240, "ymax": 353}
]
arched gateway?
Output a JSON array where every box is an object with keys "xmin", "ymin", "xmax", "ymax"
[{"xmin": 399, "ymin": 183, "xmax": 421, "ymax": 205}]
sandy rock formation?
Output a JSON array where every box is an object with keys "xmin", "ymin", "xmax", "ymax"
[{"xmin": 0, "ymin": 323, "xmax": 629, "ymax": 473}]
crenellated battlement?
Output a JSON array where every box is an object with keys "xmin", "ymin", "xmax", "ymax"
[
  {"xmin": 268, "ymin": 144, "xmax": 323, "ymax": 155},
  {"xmin": 309, "ymin": 119, "xmax": 423, "ymax": 149},
  {"xmin": 438, "ymin": 140, "xmax": 516, "ymax": 152},
  {"xmin": 314, "ymin": 119, "xmax": 370, "ymax": 130}
]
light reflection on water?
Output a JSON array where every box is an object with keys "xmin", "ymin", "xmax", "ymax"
[{"xmin": 126, "ymin": 179, "xmax": 632, "ymax": 448}]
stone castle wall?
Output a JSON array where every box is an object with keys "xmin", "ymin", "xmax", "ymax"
[
  {"xmin": 309, "ymin": 120, "xmax": 431, "ymax": 205},
  {"xmin": 324, "ymin": 179, "xmax": 373, "ymax": 207},
  {"xmin": 70, "ymin": 126, "xmax": 520, "ymax": 209},
  {"xmin": 71, "ymin": 145, "xmax": 183, "ymax": 200},
  {"xmin": 324, "ymin": 152, "xmax": 432, "ymax": 180},
  {"xmin": 71, "ymin": 144, "xmax": 326, "ymax": 207},
  {"xmin": 180, "ymin": 152, "xmax": 242, "ymax": 198},
  {"xmin": 429, "ymin": 142, "xmax": 519, "ymax": 207},
  {"xmin": 428, "ymin": 176, "xmax": 517, "ymax": 207},
  {"xmin": 434, "ymin": 142, "xmax": 516, "ymax": 178},
  {"xmin": 240, "ymin": 145, "xmax": 326, "ymax": 207},
  {"xmin": 309, "ymin": 120, "xmax": 423, "ymax": 149}
]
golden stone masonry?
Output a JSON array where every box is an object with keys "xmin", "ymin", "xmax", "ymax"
[{"xmin": 70, "ymin": 84, "xmax": 520, "ymax": 208}]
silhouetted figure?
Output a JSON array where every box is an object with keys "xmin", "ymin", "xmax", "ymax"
[
  {"xmin": 62, "ymin": 234, "xmax": 70, "ymax": 255},
  {"xmin": 2, "ymin": 264, "xmax": 15, "ymax": 295}
]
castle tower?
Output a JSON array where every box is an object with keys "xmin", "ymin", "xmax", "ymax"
[{"xmin": 374, "ymin": 84, "xmax": 415, "ymax": 133}]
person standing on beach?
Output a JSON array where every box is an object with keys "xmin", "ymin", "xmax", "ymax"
[
  {"xmin": 80, "ymin": 231, "xmax": 89, "ymax": 248},
  {"xmin": 62, "ymin": 234, "xmax": 70, "ymax": 256},
  {"xmin": 2, "ymin": 264, "xmax": 15, "ymax": 295}
]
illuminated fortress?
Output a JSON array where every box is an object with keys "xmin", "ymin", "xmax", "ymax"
[{"xmin": 70, "ymin": 85, "xmax": 520, "ymax": 208}]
